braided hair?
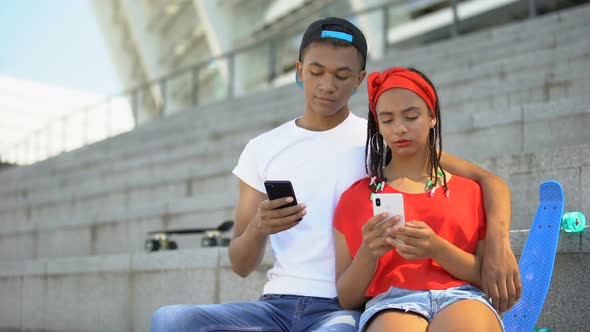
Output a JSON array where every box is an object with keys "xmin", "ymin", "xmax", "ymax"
[{"xmin": 365, "ymin": 68, "xmax": 447, "ymax": 194}]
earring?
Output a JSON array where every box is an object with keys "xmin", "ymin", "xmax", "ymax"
[
  {"xmin": 381, "ymin": 139, "xmax": 389, "ymax": 170},
  {"xmin": 352, "ymin": 88, "xmax": 357, "ymax": 96},
  {"xmin": 429, "ymin": 127, "xmax": 437, "ymax": 148},
  {"xmin": 370, "ymin": 133, "xmax": 384, "ymax": 154},
  {"xmin": 295, "ymin": 72, "xmax": 303, "ymax": 89},
  {"xmin": 370, "ymin": 133, "xmax": 389, "ymax": 170}
]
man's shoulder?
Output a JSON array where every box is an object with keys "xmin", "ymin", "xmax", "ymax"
[{"xmin": 248, "ymin": 119, "xmax": 296, "ymax": 146}]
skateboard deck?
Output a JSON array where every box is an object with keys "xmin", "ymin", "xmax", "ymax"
[
  {"xmin": 145, "ymin": 220, "xmax": 234, "ymax": 251},
  {"xmin": 503, "ymin": 181, "xmax": 564, "ymax": 332},
  {"xmin": 147, "ymin": 220, "xmax": 234, "ymax": 236}
]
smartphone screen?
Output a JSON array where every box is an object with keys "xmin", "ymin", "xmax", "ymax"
[
  {"xmin": 264, "ymin": 180, "xmax": 299, "ymax": 208},
  {"xmin": 372, "ymin": 193, "xmax": 405, "ymax": 230}
]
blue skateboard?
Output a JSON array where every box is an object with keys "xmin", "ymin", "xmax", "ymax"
[{"xmin": 503, "ymin": 181, "xmax": 586, "ymax": 332}]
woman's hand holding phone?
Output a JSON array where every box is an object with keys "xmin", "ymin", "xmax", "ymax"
[
  {"xmin": 359, "ymin": 213, "xmax": 403, "ymax": 261},
  {"xmin": 387, "ymin": 221, "xmax": 443, "ymax": 260}
]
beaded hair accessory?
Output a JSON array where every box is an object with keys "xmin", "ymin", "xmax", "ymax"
[
  {"xmin": 369, "ymin": 176, "xmax": 386, "ymax": 201},
  {"xmin": 426, "ymin": 170, "xmax": 450, "ymax": 198},
  {"xmin": 369, "ymin": 170, "xmax": 450, "ymax": 200}
]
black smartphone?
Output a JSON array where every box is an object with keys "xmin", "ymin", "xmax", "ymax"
[{"xmin": 264, "ymin": 180, "xmax": 299, "ymax": 209}]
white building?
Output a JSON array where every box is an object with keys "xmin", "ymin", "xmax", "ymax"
[{"xmin": 0, "ymin": 76, "xmax": 133, "ymax": 164}]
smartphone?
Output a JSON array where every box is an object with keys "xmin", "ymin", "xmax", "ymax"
[
  {"xmin": 264, "ymin": 180, "xmax": 299, "ymax": 209},
  {"xmin": 372, "ymin": 193, "xmax": 405, "ymax": 230}
]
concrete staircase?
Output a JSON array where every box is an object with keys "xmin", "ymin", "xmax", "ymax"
[{"xmin": 0, "ymin": 4, "xmax": 589, "ymax": 331}]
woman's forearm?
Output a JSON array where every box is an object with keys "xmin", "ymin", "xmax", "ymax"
[
  {"xmin": 336, "ymin": 247, "xmax": 379, "ymax": 310},
  {"xmin": 432, "ymin": 238, "xmax": 482, "ymax": 285}
]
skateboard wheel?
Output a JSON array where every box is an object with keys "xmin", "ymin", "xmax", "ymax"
[
  {"xmin": 145, "ymin": 239, "xmax": 160, "ymax": 252},
  {"xmin": 202, "ymin": 236, "xmax": 218, "ymax": 247},
  {"xmin": 561, "ymin": 212, "xmax": 586, "ymax": 233},
  {"xmin": 167, "ymin": 240, "xmax": 178, "ymax": 250}
]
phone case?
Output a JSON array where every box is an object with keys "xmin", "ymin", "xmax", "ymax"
[
  {"xmin": 264, "ymin": 180, "xmax": 298, "ymax": 208},
  {"xmin": 372, "ymin": 193, "xmax": 405, "ymax": 229}
]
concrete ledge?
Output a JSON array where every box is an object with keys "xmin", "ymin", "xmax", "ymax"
[
  {"xmin": 46, "ymin": 254, "xmax": 130, "ymax": 275},
  {"xmin": 369, "ymin": 3, "xmax": 590, "ymax": 75},
  {"xmin": 2, "ymin": 84, "xmax": 589, "ymax": 215},
  {"xmin": 0, "ymin": 189, "xmax": 237, "ymax": 236},
  {"xmin": 0, "ymin": 233, "xmax": 587, "ymax": 331},
  {"xmin": 2, "ymin": 64, "xmax": 584, "ymax": 206},
  {"xmin": 0, "ymin": 249, "xmax": 231, "ymax": 277},
  {"xmin": 0, "ymin": 157, "xmax": 239, "ymax": 214},
  {"xmin": 1, "ymin": 228, "xmax": 587, "ymax": 277},
  {"xmin": 0, "ymin": 144, "xmax": 587, "ymax": 261},
  {"xmin": 510, "ymin": 227, "xmax": 589, "ymax": 255}
]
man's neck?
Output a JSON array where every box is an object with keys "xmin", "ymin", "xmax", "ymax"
[{"xmin": 296, "ymin": 106, "xmax": 350, "ymax": 131}]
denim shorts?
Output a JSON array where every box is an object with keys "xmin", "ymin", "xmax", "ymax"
[{"xmin": 359, "ymin": 284, "xmax": 504, "ymax": 331}]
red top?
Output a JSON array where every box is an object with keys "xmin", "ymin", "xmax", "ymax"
[{"xmin": 334, "ymin": 176, "xmax": 486, "ymax": 297}]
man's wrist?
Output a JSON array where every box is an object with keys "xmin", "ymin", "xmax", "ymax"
[
  {"xmin": 245, "ymin": 218, "xmax": 268, "ymax": 241},
  {"xmin": 483, "ymin": 231, "xmax": 511, "ymax": 260},
  {"xmin": 485, "ymin": 220, "xmax": 510, "ymax": 241}
]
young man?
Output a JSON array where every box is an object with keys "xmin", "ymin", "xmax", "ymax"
[{"xmin": 151, "ymin": 17, "xmax": 520, "ymax": 332}]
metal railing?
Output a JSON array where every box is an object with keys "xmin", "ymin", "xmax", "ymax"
[{"xmin": 1, "ymin": 0, "xmax": 540, "ymax": 166}]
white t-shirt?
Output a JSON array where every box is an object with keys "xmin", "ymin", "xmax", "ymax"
[{"xmin": 233, "ymin": 112, "xmax": 367, "ymax": 298}]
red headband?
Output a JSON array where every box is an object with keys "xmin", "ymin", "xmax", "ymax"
[{"xmin": 368, "ymin": 67, "xmax": 437, "ymax": 122}]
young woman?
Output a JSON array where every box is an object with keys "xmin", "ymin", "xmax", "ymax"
[{"xmin": 333, "ymin": 67, "xmax": 504, "ymax": 331}]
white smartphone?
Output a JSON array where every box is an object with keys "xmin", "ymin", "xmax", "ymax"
[{"xmin": 372, "ymin": 193, "xmax": 405, "ymax": 230}]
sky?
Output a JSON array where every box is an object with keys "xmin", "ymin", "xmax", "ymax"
[{"xmin": 0, "ymin": 0, "xmax": 122, "ymax": 95}]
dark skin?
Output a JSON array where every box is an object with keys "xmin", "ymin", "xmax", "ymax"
[
  {"xmin": 228, "ymin": 44, "xmax": 364, "ymax": 277},
  {"xmin": 228, "ymin": 42, "xmax": 520, "ymax": 312},
  {"xmin": 335, "ymin": 88, "xmax": 502, "ymax": 331}
]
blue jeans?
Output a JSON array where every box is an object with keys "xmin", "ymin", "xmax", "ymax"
[
  {"xmin": 150, "ymin": 294, "xmax": 360, "ymax": 332},
  {"xmin": 360, "ymin": 284, "xmax": 504, "ymax": 331}
]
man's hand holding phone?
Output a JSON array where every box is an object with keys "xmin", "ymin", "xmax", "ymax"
[{"xmin": 252, "ymin": 181, "xmax": 306, "ymax": 236}]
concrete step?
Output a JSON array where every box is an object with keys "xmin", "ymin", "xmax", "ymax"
[
  {"xmin": 0, "ymin": 228, "xmax": 587, "ymax": 331},
  {"xmin": 0, "ymin": 88, "xmax": 303, "ymax": 191},
  {"xmin": 428, "ymin": 30, "xmax": 590, "ymax": 87},
  {"xmin": 0, "ymin": 93, "xmax": 588, "ymax": 219},
  {"xmin": 385, "ymin": 2, "xmax": 590, "ymax": 67},
  {"xmin": 0, "ymin": 143, "xmax": 587, "ymax": 261},
  {"xmin": 57, "ymin": 49, "xmax": 590, "ymax": 178},
  {"xmin": 479, "ymin": 143, "xmax": 590, "ymax": 230},
  {"xmin": 54, "ymin": 55, "xmax": 590, "ymax": 178},
  {"xmin": 3, "ymin": 53, "xmax": 589, "ymax": 203},
  {"xmin": 0, "ymin": 157, "xmax": 237, "ymax": 223},
  {"xmin": 376, "ymin": 18, "xmax": 590, "ymax": 82},
  {"xmin": 444, "ymin": 97, "xmax": 590, "ymax": 160},
  {"xmin": 0, "ymin": 190, "xmax": 237, "ymax": 261},
  {"xmin": 2, "ymin": 4, "xmax": 589, "ymax": 186}
]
